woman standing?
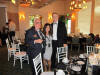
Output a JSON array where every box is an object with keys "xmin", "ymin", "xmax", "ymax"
[{"xmin": 43, "ymin": 23, "xmax": 52, "ymax": 71}]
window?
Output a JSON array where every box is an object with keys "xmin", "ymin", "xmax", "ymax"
[
  {"xmin": 29, "ymin": 16, "xmax": 34, "ymax": 27},
  {"xmin": 67, "ymin": 20, "xmax": 71, "ymax": 34},
  {"xmin": 29, "ymin": 15, "xmax": 42, "ymax": 27}
]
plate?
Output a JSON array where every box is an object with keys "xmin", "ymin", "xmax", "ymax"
[
  {"xmin": 71, "ymin": 66, "xmax": 81, "ymax": 71},
  {"xmin": 79, "ymin": 54, "xmax": 86, "ymax": 58},
  {"xmin": 62, "ymin": 58, "xmax": 69, "ymax": 64},
  {"xmin": 77, "ymin": 61, "xmax": 85, "ymax": 65},
  {"xmin": 56, "ymin": 70, "xmax": 65, "ymax": 75},
  {"xmin": 62, "ymin": 60, "xmax": 69, "ymax": 64}
]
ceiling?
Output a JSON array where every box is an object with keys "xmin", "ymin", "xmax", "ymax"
[
  {"xmin": 0, "ymin": 0, "xmax": 56, "ymax": 8},
  {"xmin": 0, "ymin": 0, "xmax": 92, "ymax": 9}
]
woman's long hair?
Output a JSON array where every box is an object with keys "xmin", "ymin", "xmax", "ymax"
[{"xmin": 43, "ymin": 23, "xmax": 52, "ymax": 36}]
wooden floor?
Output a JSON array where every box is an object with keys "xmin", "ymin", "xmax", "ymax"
[{"xmin": 0, "ymin": 45, "xmax": 86, "ymax": 75}]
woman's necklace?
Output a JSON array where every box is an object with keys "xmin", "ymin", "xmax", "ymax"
[
  {"xmin": 46, "ymin": 35, "xmax": 50, "ymax": 42},
  {"xmin": 46, "ymin": 35, "xmax": 51, "ymax": 47}
]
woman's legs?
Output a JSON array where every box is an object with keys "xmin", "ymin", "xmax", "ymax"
[
  {"xmin": 43, "ymin": 59, "xmax": 47, "ymax": 71},
  {"xmin": 43, "ymin": 59, "xmax": 51, "ymax": 71},
  {"xmin": 48, "ymin": 60, "xmax": 51, "ymax": 71}
]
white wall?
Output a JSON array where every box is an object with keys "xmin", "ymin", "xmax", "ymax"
[
  {"xmin": 93, "ymin": 0, "xmax": 100, "ymax": 35},
  {"xmin": 78, "ymin": 2, "xmax": 92, "ymax": 34}
]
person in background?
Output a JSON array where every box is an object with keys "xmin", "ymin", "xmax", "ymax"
[
  {"xmin": 89, "ymin": 33, "xmax": 95, "ymax": 41},
  {"xmin": 8, "ymin": 19, "xmax": 16, "ymax": 43},
  {"xmin": 5, "ymin": 23, "xmax": 9, "ymax": 39},
  {"xmin": 25, "ymin": 17, "xmax": 46, "ymax": 75},
  {"xmin": 0, "ymin": 31, "xmax": 2, "ymax": 47},
  {"xmin": 94, "ymin": 34, "xmax": 100, "ymax": 43},
  {"xmin": 51, "ymin": 12, "xmax": 67, "ymax": 69},
  {"xmin": 43, "ymin": 23, "xmax": 52, "ymax": 71},
  {"xmin": 5, "ymin": 23, "xmax": 9, "ymax": 34},
  {"xmin": 1, "ymin": 26, "xmax": 8, "ymax": 45}
]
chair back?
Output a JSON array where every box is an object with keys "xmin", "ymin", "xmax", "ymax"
[
  {"xmin": 6, "ymin": 38, "xmax": 10, "ymax": 48},
  {"xmin": 11, "ymin": 43, "xmax": 16, "ymax": 48},
  {"xmin": 86, "ymin": 38, "xmax": 93, "ymax": 45},
  {"xmin": 6, "ymin": 39, "xmax": 16, "ymax": 49},
  {"xmin": 72, "ymin": 37, "xmax": 79, "ymax": 44},
  {"xmin": 86, "ymin": 46, "xmax": 95, "ymax": 55},
  {"xmin": 33, "ymin": 53, "xmax": 43, "ymax": 75},
  {"xmin": 15, "ymin": 43, "xmax": 20, "ymax": 52},
  {"xmin": 57, "ymin": 46, "xmax": 68, "ymax": 63}
]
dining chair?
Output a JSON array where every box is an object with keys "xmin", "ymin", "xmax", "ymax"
[
  {"xmin": 6, "ymin": 39, "xmax": 16, "ymax": 61},
  {"xmin": 57, "ymin": 46, "xmax": 68, "ymax": 63},
  {"xmin": 82, "ymin": 38, "xmax": 93, "ymax": 51},
  {"xmin": 85, "ymin": 46, "xmax": 95, "ymax": 72},
  {"xmin": 71, "ymin": 37, "xmax": 80, "ymax": 52},
  {"xmin": 33, "ymin": 53, "xmax": 54, "ymax": 75},
  {"xmin": 86, "ymin": 46, "xmax": 95, "ymax": 55},
  {"xmin": 94, "ymin": 43, "xmax": 100, "ymax": 53},
  {"xmin": 13, "ymin": 43, "xmax": 29, "ymax": 69}
]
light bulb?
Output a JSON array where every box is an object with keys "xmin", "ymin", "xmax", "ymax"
[
  {"xmin": 79, "ymin": 4, "xmax": 81, "ymax": 7},
  {"xmin": 32, "ymin": 1, "xmax": 35, "ymax": 5},
  {"xmin": 83, "ymin": 1, "xmax": 86, "ymax": 4},
  {"xmin": 70, "ymin": 6, "xmax": 72, "ymax": 10},
  {"xmin": 71, "ymin": 1, "xmax": 73, "ymax": 5},
  {"xmin": 72, "ymin": 7, "xmax": 74, "ymax": 10},
  {"xmin": 73, "ymin": 1, "xmax": 75, "ymax": 4},
  {"xmin": 85, "ymin": 6, "xmax": 87, "ymax": 8},
  {"xmin": 75, "ymin": 4, "xmax": 77, "ymax": 8}
]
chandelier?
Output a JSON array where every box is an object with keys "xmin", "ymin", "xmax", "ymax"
[
  {"xmin": 70, "ymin": 0, "xmax": 87, "ymax": 11},
  {"xmin": 11, "ymin": 0, "xmax": 35, "ymax": 7},
  {"xmin": 20, "ymin": 0, "xmax": 35, "ymax": 7}
]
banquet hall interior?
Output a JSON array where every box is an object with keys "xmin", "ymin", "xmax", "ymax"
[{"xmin": 0, "ymin": 0, "xmax": 100, "ymax": 75}]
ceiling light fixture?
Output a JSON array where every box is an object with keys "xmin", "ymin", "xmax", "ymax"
[
  {"xmin": 11, "ymin": 0, "xmax": 35, "ymax": 7},
  {"xmin": 20, "ymin": 0, "xmax": 35, "ymax": 7},
  {"xmin": 11, "ymin": 0, "xmax": 16, "ymax": 4},
  {"xmin": 70, "ymin": 0, "xmax": 87, "ymax": 12}
]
